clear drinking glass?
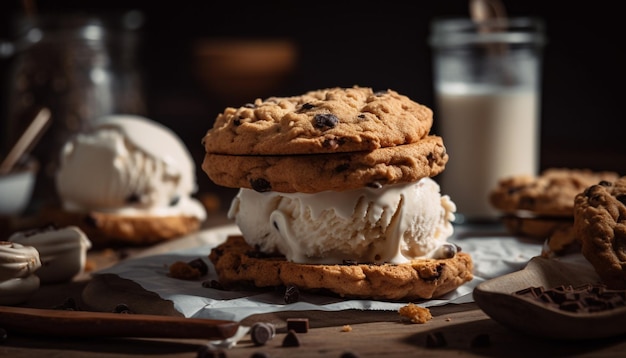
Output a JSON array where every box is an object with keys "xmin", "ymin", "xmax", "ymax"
[{"xmin": 429, "ymin": 17, "xmax": 546, "ymax": 223}]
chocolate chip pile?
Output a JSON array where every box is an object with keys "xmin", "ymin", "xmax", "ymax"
[{"xmin": 514, "ymin": 283, "xmax": 626, "ymax": 313}]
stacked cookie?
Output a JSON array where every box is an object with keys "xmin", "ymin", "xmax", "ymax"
[
  {"xmin": 202, "ymin": 86, "xmax": 473, "ymax": 300},
  {"xmin": 489, "ymin": 168, "xmax": 619, "ymax": 256},
  {"xmin": 203, "ymin": 86, "xmax": 447, "ymax": 193}
]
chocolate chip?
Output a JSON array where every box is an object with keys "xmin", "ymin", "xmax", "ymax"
[
  {"xmin": 125, "ymin": 193, "xmax": 141, "ymax": 203},
  {"xmin": 202, "ymin": 280, "xmax": 224, "ymax": 290},
  {"xmin": 282, "ymin": 330, "xmax": 300, "ymax": 347},
  {"xmin": 169, "ymin": 196, "xmax": 180, "ymax": 206},
  {"xmin": 113, "ymin": 303, "xmax": 133, "ymax": 314},
  {"xmin": 425, "ymin": 331, "xmax": 447, "ymax": 348},
  {"xmin": 334, "ymin": 163, "xmax": 349, "ymax": 173},
  {"xmin": 250, "ymin": 178, "xmax": 272, "ymax": 192},
  {"xmin": 518, "ymin": 196, "xmax": 536, "ymax": 209},
  {"xmin": 314, "ymin": 113, "xmax": 339, "ymax": 129},
  {"xmin": 301, "ymin": 102, "xmax": 315, "ymax": 110},
  {"xmin": 233, "ymin": 117, "xmax": 242, "ymax": 126},
  {"xmin": 340, "ymin": 352, "xmax": 361, "ymax": 358},
  {"xmin": 439, "ymin": 243, "xmax": 457, "ymax": 259},
  {"xmin": 250, "ymin": 322, "xmax": 276, "ymax": 346},
  {"xmin": 53, "ymin": 297, "xmax": 79, "ymax": 311},
  {"xmin": 284, "ymin": 285, "xmax": 300, "ymax": 304},
  {"xmin": 84, "ymin": 214, "xmax": 99, "ymax": 228},
  {"xmin": 357, "ymin": 114, "xmax": 366, "ymax": 119},
  {"xmin": 188, "ymin": 258, "xmax": 209, "ymax": 276},
  {"xmin": 373, "ymin": 90, "xmax": 388, "ymax": 96},
  {"xmin": 323, "ymin": 138, "xmax": 339, "ymax": 149}
]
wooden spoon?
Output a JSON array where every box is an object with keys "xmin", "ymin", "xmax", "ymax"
[
  {"xmin": 473, "ymin": 255, "xmax": 626, "ymax": 340},
  {"xmin": 0, "ymin": 305, "xmax": 239, "ymax": 340},
  {"xmin": 0, "ymin": 108, "xmax": 51, "ymax": 175}
]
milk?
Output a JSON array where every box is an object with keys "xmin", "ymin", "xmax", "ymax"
[
  {"xmin": 435, "ymin": 85, "xmax": 540, "ymax": 221},
  {"xmin": 428, "ymin": 16, "xmax": 545, "ymax": 223}
]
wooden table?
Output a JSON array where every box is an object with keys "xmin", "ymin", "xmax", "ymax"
[{"xmin": 3, "ymin": 219, "xmax": 626, "ymax": 357}]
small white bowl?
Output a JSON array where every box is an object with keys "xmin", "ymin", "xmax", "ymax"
[{"xmin": 0, "ymin": 157, "xmax": 38, "ymax": 216}]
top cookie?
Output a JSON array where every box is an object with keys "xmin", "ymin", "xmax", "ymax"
[
  {"xmin": 489, "ymin": 168, "xmax": 620, "ymax": 217},
  {"xmin": 202, "ymin": 86, "xmax": 433, "ymax": 155}
]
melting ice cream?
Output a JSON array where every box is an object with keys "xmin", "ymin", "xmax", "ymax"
[{"xmin": 228, "ymin": 177, "xmax": 456, "ymax": 264}]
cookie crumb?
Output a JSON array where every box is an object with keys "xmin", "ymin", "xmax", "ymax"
[
  {"xmin": 341, "ymin": 325, "xmax": 352, "ymax": 332},
  {"xmin": 169, "ymin": 260, "xmax": 204, "ymax": 280},
  {"xmin": 399, "ymin": 302, "xmax": 432, "ymax": 323}
]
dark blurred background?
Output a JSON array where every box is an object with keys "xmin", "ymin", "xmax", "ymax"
[{"xmin": 1, "ymin": 0, "xmax": 625, "ymax": 207}]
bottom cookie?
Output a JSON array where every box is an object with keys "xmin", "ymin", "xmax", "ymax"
[{"xmin": 209, "ymin": 235, "xmax": 474, "ymax": 301}]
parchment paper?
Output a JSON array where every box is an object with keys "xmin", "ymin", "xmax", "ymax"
[{"xmin": 96, "ymin": 223, "xmax": 543, "ymax": 322}]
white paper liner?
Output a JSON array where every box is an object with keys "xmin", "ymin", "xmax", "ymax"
[{"xmin": 96, "ymin": 223, "xmax": 543, "ymax": 322}]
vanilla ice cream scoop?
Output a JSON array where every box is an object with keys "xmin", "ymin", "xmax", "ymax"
[
  {"xmin": 228, "ymin": 178, "xmax": 457, "ymax": 264},
  {"xmin": 55, "ymin": 115, "xmax": 206, "ymax": 220},
  {"xmin": 0, "ymin": 241, "xmax": 41, "ymax": 305}
]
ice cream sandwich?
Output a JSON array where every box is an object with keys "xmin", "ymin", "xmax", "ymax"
[{"xmin": 202, "ymin": 86, "xmax": 473, "ymax": 300}]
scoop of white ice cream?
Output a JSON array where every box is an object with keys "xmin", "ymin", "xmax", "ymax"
[
  {"xmin": 228, "ymin": 177, "xmax": 456, "ymax": 264},
  {"xmin": 55, "ymin": 115, "xmax": 206, "ymax": 220}
]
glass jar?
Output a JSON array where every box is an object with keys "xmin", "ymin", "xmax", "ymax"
[{"xmin": 1, "ymin": 11, "xmax": 147, "ymax": 208}]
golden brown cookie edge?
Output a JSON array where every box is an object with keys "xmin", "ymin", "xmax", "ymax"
[{"xmin": 208, "ymin": 235, "xmax": 473, "ymax": 301}]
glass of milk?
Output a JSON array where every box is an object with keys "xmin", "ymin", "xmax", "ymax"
[{"xmin": 429, "ymin": 17, "xmax": 546, "ymax": 223}]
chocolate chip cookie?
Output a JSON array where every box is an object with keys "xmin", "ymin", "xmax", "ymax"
[
  {"xmin": 203, "ymin": 135, "xmax": 448, "ymax": 193},
  {"xmin": 490, "ymin": 168, "xmax": 619, "ymax": 217},
  {"xmin": 574, "ymin": 176, "xmax": 626, "ymax": 289},
  {"xmin": 209, "ymin": 235, "xmax": 474, "ymax": 301},
  {"xmin": 202, "ymin": 86, "xmax": 446, "ymax": 193},
  {"xmin": 203, "ymin": 86, "xmax": 433, "ymax": 156},
  {"xmin": 39, "ymin": 208, "xmax": 202, "ymax": 247},
  {"xmin": 489, "ymin": 168, "xmax": 620, "ymax": 256}
]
